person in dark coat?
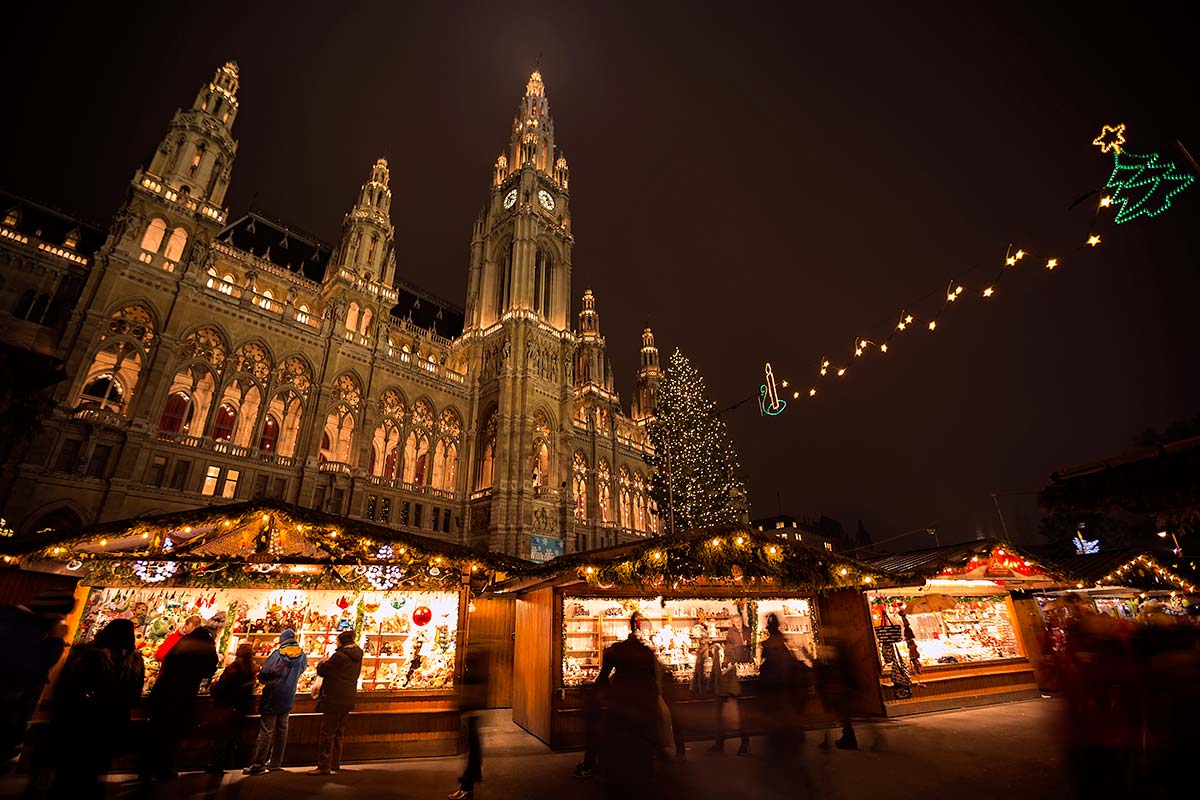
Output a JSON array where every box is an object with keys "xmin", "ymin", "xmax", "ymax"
[
  {"xmin": 0, "ymin": 589, "xmax": 76, "ymax": 770},
  {"xmin": 138, "ymin": 624, "xmax": 218, "ymax": 780},
  {"xmin": 308, "ymin": 630, "xmax": 363, "ymax": 776},
  {"xmin": 46, "ymin": 618, "xmax": 144, "ymax": 799},
  {"xmin": 447, "ymin": 639, "xmax": 491, "ymax": 799},
  {"xmin": 596, "ymin": 613, "xmax": 660, "ymax": 799},
  {"xmin": 758, "ymin": 613, "xmax": 807, "ymax": 800},
  {"xmin": 206, "ymin": 643, "xmax": 256, "ymax": 774},
  {"xmin": 243, "ymin": 629, "xmax": 307, "ymax": 775}
]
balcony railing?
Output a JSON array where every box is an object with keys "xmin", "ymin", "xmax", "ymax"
[
  {"xmin": 155, "ymin": 430, "xmax": 295, "ymax": 467},
  {"xmin": 362, "ymin": 474, "xmax": 460, "ymax": 500},
  {"xmin": 319, "ymin": 461, "xmax": 352, "ymax": 475},
  {"xmin": 71, "ymin": 406, "xmax": 129, "ymax": 429}
]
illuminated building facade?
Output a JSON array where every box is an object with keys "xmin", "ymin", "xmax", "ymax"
[{"xmin": 0, "ymin": 62, "xmax": 660, "ymax": 558}]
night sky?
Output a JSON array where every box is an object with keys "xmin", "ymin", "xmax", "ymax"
[{"xmin": 6, "ymin": 2, "xmax": 1198, "ymax": 548}]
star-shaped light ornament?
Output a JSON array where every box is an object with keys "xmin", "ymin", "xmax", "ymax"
[{"xmin": 1092, "ymin": 123, "xmax": 1126, "ymax": 155}]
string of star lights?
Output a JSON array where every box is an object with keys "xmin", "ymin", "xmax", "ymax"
[
  {"xmin": 8, "ymin": 501, "xmax": 517, "ymax": 593},
  {"xmin": 1097, "ymin": 554, "xmax": 1198, "ymax": 595},
  {"xmin": 756, "ymin": 124, "xmax": 1196, "ymax": 413}
]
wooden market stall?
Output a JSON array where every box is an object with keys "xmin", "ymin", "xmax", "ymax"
[
  {"xmin": 862, "ymin": 540, "xmax": 1063, "ymax": 716},
  {"xmin": 6, "ymin": 500, "xmax": 520, "ymax": 765},
  {"xmin": 501, "ymin": 527, "xmax": 889, "ymax": 749}
]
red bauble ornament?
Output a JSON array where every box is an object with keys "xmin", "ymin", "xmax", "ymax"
[{"xmin": 412, "ymin": 606, "xmax": 432, "ymax": 627}]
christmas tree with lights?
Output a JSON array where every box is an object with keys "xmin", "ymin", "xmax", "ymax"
[{"xmin": 647, "ymin": 348, "xmax": 749, "ymax": 533}]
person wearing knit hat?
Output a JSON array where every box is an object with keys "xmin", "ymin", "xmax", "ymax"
[
  {"xmin": 0, "ymin": 588, "xmax": 77, "ymax": 767},
  {"xmin": 307, "ymin": 629, "xmax": 363, "ymax": 775},
  {"xmin": 244, "ymin": 630, "xmax": 307, "ymax": 775}
]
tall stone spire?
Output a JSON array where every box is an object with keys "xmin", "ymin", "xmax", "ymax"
[
  {"xmin": 330, "ymin": 157, "xmax": 396, "ymax": 285},
  {"xmin": 632, "ymin": 327, "xmax": 661, "ymax": 420},
  {"xmin": 493, "ymin": 68, "xmax": 561, "ymax": 186},
  {"xmin": 145, "ymin": 60, "xmax": 240, "ymax": 205}
]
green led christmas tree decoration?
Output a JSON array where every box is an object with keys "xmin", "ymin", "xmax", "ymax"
[
  {"xmin": 1093, "ymin": 123, "xmax": 1195, "ymax": 224},
  {"xmin": 646, "ymin": 348, "xmax": 749, "ymax": 534}
]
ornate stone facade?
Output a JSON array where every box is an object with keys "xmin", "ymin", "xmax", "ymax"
[{"xmin": 0, "ymin": 63, "xmax": 662, "ymax": 558}]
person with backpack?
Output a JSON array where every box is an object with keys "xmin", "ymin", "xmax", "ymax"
[{"xmin": 243, "ymin": 629, "xmax": 307, "ymax": 775}]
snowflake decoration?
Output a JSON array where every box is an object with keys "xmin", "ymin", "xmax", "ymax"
[
  {"xmin": 133, "ymin": 560, "xmax": 178, "ymax": 583},
  {"xmin": 365, "ymin": 544, "xmax": 402, "ymax": 590}
]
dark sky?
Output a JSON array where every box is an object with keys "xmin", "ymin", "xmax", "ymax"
[{"xmin": 6, "ymin": 2, "xmax": 1198, "ymax": 548}]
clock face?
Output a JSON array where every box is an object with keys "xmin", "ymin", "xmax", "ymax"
[
  {"xmin": 538, "ymin": 189, "xmax": 556, "ymax": 211},
  {"xmin": 503, "ymin": 189, "xmax": 517, "ymax": 209}
]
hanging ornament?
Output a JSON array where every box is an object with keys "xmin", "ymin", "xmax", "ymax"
[
  {"xmin": 336, "ymin": 595, "xmax": 351, "ymax": 610},
  {"xmin": 363, "ymin": 595, "xmax": 381, "ymax": 613},
  {"xmin": 391, "ymin": 595, "xmax": 406, "ymax": 611},
  {"xmin": 412, "ymin": 606, "xmax": 433, "ymax": 627},
  {"xmin": 132, "ymin": 560, "xmax": 178, "ymax": 584}
]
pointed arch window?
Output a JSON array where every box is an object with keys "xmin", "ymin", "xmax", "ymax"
[
  {"xmin": 533, "ymin": 246, "xmax": 551, "ymax": 317},
  {"xmin": 258, "ymin": 414, "xmax": 280, "ymax": 451},
  {"xmin": 140, "ymin": 219, "xmax": 167, "ymax": 254},
  {"xmin": 212, "ymin": 403, "xmax": 237, "ymax": 441},
  {"xmin": 188, "ymin": 143, "xmax": 206, "ymax": 178},
  {"xmin": 495, "ymin": 240, "xmax": 514, "ymax": 316},
  {"xmin": 572, "ymin": 452, "xmax": 589, "ymax": 521},
  {"xmin": 158, "ymin": 391, "xmax": 193, "ymax": 433},
  {"xmin": 163, "ymin": 227, "xmax": 188, "ymax": 262},
  {"xmin": 346, "ymin": 302, "xmax": 360, "ymax": 332}
]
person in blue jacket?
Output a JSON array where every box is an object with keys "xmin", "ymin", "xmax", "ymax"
[{"xmin": 243, "ymin": 629, "xmax": 307, "ymax": 775}]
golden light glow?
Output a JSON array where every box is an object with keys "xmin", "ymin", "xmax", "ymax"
[
  {"xmin": 781, "ymin": 380, "xmax": 789, "ymax": 388},
  {"xmin": 905, "ymin": 315, "xmax": 914, "ymax": 324},
  {"xmin": 261, "ymin": 514, "xmax": 269, "ymax": 522},
  {"xmin": 1100, "ymin": 196, "xmax": 1112, "ymax": 207},
  {"xmin": 792, "ymin": 391, "xmax": 800, "ymax": 399},
  {"xmin": 897, "ymin": 322, "xmax": 907, "ymax": 331},
  {"xmin": 223, "ymin": 520, "xmax": 232, "ymax": 527},
  {"xmin": 1006, "ymin": 256, "xmax": 1016, "ymax": 266},
  {"xmin": 1087, "ymin": 235, "xmax": 1101, "ymax": 247},
  {"xmin": 839, "ymin": 567, "xmax": 848, "ymax": 576},
  {"xmin": 983, "ymin": 287, "xmax": 994, "ymax": 297},
  {"xmin": 586, "ymin": 566, "xmax": 595, "ymax": 574},
  {"xmin": 1015, "ymin": 250, "xmax": 1026, "ymax": 260},
  {"xmin": 809, "ymin": 388, "xmax": 817, "ymax": 397},
  {"xmin": 653, "ymin": 551, "xmax": 663, "ymax": 560},
  {"xmin": 735, "ymin": 537, "xmax": 744, "ymax": 545},
  {"xmin": 711, "ymin": 538, "xmax": 721, "ymax": 547},
  {"xmin": 836, "ymin": 368, "xmax": 846, "ymax": 376},
  {"xmin": 855, "ymin": 348, "xmax": 863, "ymax": 356},
  {"xmin": 142, "ymin": 533, "xmax": 149, "ymax": 539},
  {"xmin": 1092, "ymin": 123, "xmax": 1126, "ymax": 154},
  {"xmin": 928, "ymin": 320, "xmax": 937, "ymax": 331},
  {"xmin": 767, "ymin": 546, "xmax": 778, "ymax": 555},
  {"xmin": 1046, "ymin": 258, "xmax": 1058, "ymax": 270},
  {"xmin": 99, "ymin": 539, "xmax": 107, "ymax": 547},
  {"xmin": 880, "ymin": 343, "xmax": 888, "ymax": 353}
]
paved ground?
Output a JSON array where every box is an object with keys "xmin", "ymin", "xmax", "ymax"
[{"xmin": 4, "ymin": 698, "xmax": 1072, "ymax": 799}]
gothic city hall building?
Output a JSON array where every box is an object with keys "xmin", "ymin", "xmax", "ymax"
[{"xmin": 0, "ymin": 62, "xmax": 663, "ymax": 559}]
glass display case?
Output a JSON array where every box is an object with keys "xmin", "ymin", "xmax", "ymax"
[
  {"xmin": 867, "ymin": 592, "xmax": 1021, "ymax": 668},
  {"xmin": 76, "ymin": 585, "xmax": 459, "ymax": 695},
  {"xmin": 561, "ymin": 595, "xmax": 816, "ymax": 687}
]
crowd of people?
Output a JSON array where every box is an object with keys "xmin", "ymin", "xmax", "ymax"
[
  {"xmin": 573, "ymin": 612, "xmax": 867, "ymax": 800},
  {"xmin": 0, "ymin": 591, "xmax": 366, "ymax": 798},
  {"xmin": 1047, "ymin": 595, "xmax": 1200, "ymax": 797}
]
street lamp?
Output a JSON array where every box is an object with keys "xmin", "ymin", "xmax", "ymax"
[{"xmin": 1157, "ymin": 530, "xmax": 1183, "ymax": 556}]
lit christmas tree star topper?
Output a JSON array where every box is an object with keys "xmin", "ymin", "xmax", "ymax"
[{"xmin": 1092, "ymin": 123, "xmax": 1126, "ymax": 154}]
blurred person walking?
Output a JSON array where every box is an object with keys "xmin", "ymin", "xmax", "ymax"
[
  {"xmin": 709, "ymin": 613, "xmax": 751, "ymax": 755},
  {"xmin": 596, "ymin": 613, "xmax": 661, "ymax": 799},
  {"xmin": 759, "ymin": 613, "xmax": 812, "ymax": 800},
  {"xmin": 243, "ymin": 629, "xmax": 306, "ymax": 775},
  {"xmin": 308, "ymin": 630, "xmax": 363, "ymax": 776},
  {"xmin": 205, "ymin": 642, "xmax": 255, "ymax": 774},
  {"xmin": 447, "ymin": 638, "xmax": 491, "ymax": 798},
  {"xmin": 818, "ymin": 626, "xmax": 861, "ymax": 750},
  {"xmin": 138, "ymin": 615, "xmax": 219, "ymax": 781},
  {"xmin": 0, "ymin": 589, "xmax": 76, "ymax": 770},
  {"xmin": 44, "ymin": 618, "xmax": 144, "ymax": 799}
]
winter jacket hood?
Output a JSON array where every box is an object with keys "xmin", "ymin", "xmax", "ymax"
[{"xmin": 257, "ymin": 631, "xmax": 308, "ymax": 715}]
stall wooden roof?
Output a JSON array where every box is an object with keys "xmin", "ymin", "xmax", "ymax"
[{"xmin": 495, "ymin": 526, "xmax": 893, "ymax": 595}]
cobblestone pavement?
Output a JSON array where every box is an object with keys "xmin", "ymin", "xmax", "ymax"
[{"xmin": 3, "ymin": 698, "xmax": 1070, "ymax": 800}]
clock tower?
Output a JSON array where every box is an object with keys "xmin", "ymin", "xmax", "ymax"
[{"xmin": 463, "ymin": 69, "xmax": 576, "ymax": 556}]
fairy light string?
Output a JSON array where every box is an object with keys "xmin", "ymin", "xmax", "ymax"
[{"xmin": 761, "ymin": 123, "xmax": 1194, "ymax": 412}]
